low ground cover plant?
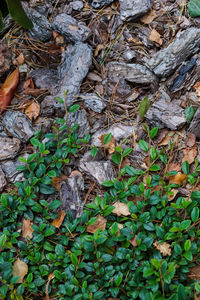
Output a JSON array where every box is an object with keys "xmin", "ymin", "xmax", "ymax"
[{"xmin": 1, "ymin": 102, "xmax": 200, "ymax": 299}]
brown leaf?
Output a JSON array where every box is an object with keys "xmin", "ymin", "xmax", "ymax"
[
  {"xmin": 23, "ymin": 78, "xmax": 34, "ymax": 90},
  {"xmin": 188, "ymin": 265, "xmax": 200, "ymax": 280},
  {"xmin": 185, "ymin": 133, "xmax": 196, "ymax": 148},
  {"xmin": 94, "ymin": 44, "xmax": 104, "ymax": 57},
  {"xmin": 169, "ymin": 172, "xmax": 187, "ymax": 185},
  {"xmin": 167, "ymin": 163, "xmax": 182, "ymax": 173},
  {"xmin": 112, "ymin": 202, "xmax": 131, "ymax": 216},
  {"xmin": 194, "ymin": 81, "xmax": 200, "ymax": 98},
  {"xmin": 23, "ymin": 88, "xmax": 47, "ymax": 97},
  {"xmin": 22, "ymin": 219, "xmax": 33, "ymax": 239},
  {"xmin": 149, "ymin": 29, "xmax": 163, "ymax": 45},
  {"xmin": 13, "ymin": 53, "xmax": 25, "ymax": 66},
  {"xmin": 153, "ymin": 241, "xmax": 171, "ymax": 256},
  {"xmin": 46, "ymin": 272, "xmax": 55, "ymax": 300},
  {"xmin": 158, "ymin": 131, "xmax": 173, "ymax": 146},
  {"xmin": 0, "ymin": 68, "xmax": 19, "ymax": 113},
  {"xmin": 52, "ymin": 174, "xmax": 68, "ymax": 191},
  {"xmin": 168, "ymin": 189, "xmax": 179, "ymax": 201},
  {"xmin": 130, "ymin": 235, "xmax": 137, "ymax": 247},
  {"xmin": 86, "ymin": 214, "xmax": 107, "ymax": 233},
  {"xmin": 140, "ymin": 9, "xmax": 157, "ymax": 24},
  {"xmin": 52, "ymin": 210, "xmax": 66, "ymax": 228},
  {"xmin": 12, "ymin": 258, "xmax": 28, "ymax": 283},
  {"xmin": 182, "ymin": 144, "xmax": 197, "ymax": 164},
  {"xmin": 25, "ymin": 101, "xmax": 40, "ymax": 120},
  {"xmin": 99, "ymin": 134, "xmax": 116, "ymax": 154}
]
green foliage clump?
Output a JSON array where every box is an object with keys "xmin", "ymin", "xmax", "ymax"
[{"xmin": 1, "ymin": 103, "xmax": 200, "ymax": 299}]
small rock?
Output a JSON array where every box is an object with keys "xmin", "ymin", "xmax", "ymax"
[
  {"xmin": 79, "ymin": 151, "xmax": 114, "ymax": 185},
  {"xmin": 1, "ymin": 154, "xmax": 28, "ymax": 183},
  {"xmin": 146, "ymin": 98, "xmax": 186, "ymax": 130},
  {"xmin": 0, "ymin": 167, "xmax": 7, "ymax": 191},
  {"xmin": 146, "ymin": 27, "xmax": 200, "ymax": 77},
  {"xmin": 92, "ymin": 123, "xmax": 135, "ymax": 147},
  {"xmin": 60, "ymin": 171, "xmax": 84, "ymax": 218},
  {"xmin": 91, "ymin": 0, "xmax": 114, "ymax": 9},
  {"xmin": 0, "ymin": 137, "xmax": 21, "ymax": 161},
  {"xmin": 53, "ymin": 14, "xmax": 91, "ymax": 43},
  {"xmin": 79, "ymin": 93, "xmax": 107, "ymax": 113},
  {"xmin": 68, "ymin": 109, "xmax": 90, "ymax": 138},
  {"xmin": 188, "ymin": 108, "xmax": 200, "ymax": 139},
  {"xmin": 33, "ymin": 117, "xmax": 54, "ymax": 133},
  {"xmin": 30, "ymin": 68, "xmax": 58, "ymax": 91},
  {"xmin": 22, "ymin": 2, "xmax": 52, "ymax": 42},
  {"xmin": 123, "ymin": 49, "xmax": 137, "ymax": 62},
  {"xmin": 0, "ymin": 42, "xmax": 11, "ymax": 77},
  {"xmin": 2, "ymin": 111, "xmax": 34, "ymax": 143},
  {"xmin": 119, "ymin": 0, "xmax": 152, "ymax": 21},
  {"xmin": 70, "ymin": 1, "xmax": 84, "ymax": 11}
]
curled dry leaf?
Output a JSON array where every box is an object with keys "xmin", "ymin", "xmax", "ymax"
[
  {"xmin": 86, "ymin": 214, "xmax": 107, "ymax": 234},
  {"xmin": 52, "ymin": 210, "xmax": 66, "ymax": 228},
  {"xmin": 182, "ymin": 145, "xmax": 197, "ymax": 164},
  {"xmin": 157, "ymin": 130, "xmax": 173, "ymax": 146},
  {"xmin": 112, "ymin": 202, "xmax": 131, "ymax": 216},
  {"xmin": 12, "ymin": 258, "xmax": 28, "ymax": 283},
  {"xmin": 52, "ymin": 174, "xmax": 68, "ymax": 191},
  {"xmin": 22, "ymin": 219, "xmax": 33, "ymax": 239},
  {"xmin": 13, "ymin": 53, "xmax": 25, "ymax": 66},
  {"xmin": 168, "ymin": 189, "xmax": 179, "ymax": 201},
  {"xmin": 193, "ymin": 81, "xmax": 200, "ymax": 98},
  {"xmin": 0, "ymin": 68, "xmax": 19, "ymax": 113},
  {"xmin": 140, "ymin": 9, "xmax": 157, "ymax": 24},
  {"xmin": 116, "ymin": 223, "xmax": 123, "ymax": 236},
  {"xmin": 99, "ymin": 134, "xmax": 116, "ymax": 154},
  {"xmin": 169, "ymin": 172, "xmax": 187, "ymax": 185},
  {"xmin": 46, "ymin": 272, "xmax": 55, "ymax": 300},
  {"xmin": 149, "ymin": 29, "xmax": 163, "ymax": 46},
  {"xmin": 23, "ymin": 78, "xmax": 34, "ymax": 90},
  {"xmin": 153, "ymin": 241, "xmax": 171, "ymax": 256},
  {"xmin": 25, "ymin": 101, "xmax": 40, "ymax": 121},
  {"xmin": 130, "ymin": 235, "xmax": 138, "ymax": 247}
]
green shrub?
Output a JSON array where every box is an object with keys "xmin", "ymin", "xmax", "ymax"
[{"xmin": 0, "ymin": 103, "xmax": 200, "ymax": 299}]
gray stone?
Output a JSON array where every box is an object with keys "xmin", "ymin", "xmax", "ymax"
[
  {"xmin": 30, "ymin": 68, "xmax": 58, "ymax": 91},
  {"xmin": 107, "ymin": 61, "xmax": 158, "ymax": 86},
  {"xmin": 79, "ymin": 151, "xmax": 114, "ymax": 185},
  {"xmin": 1, "ymin": 154, "xmax": 28, "ymax": 183},
  {"xmin": 22, "ymin": 2, "xmax": 51, "ymax": 42},
  {"xmin": 68, "ymin": 109, "xmax": 90, "ymax": 138},
  {"xmin": 33, "ymin": 117, "xmax": 54, "ymax": 133},
  {"xmin": 53, "ymin": 14, "xmax": 91, "ymax": 43},
  {"xmin": 60, "ymin": 171, "xmax": 84, "ymax": 218},
  {"xmin": 0, "ymin": 137, "xmax": 21, "ymax": 161},
  {"xmin": 2, "ymin": 111, "xmax": 34, "ymax": 143},
  {"xmin": 0, "ymin": 167, "xmax": 7, "ymax": 191},
  {"xmin": 146, "ymin": 99, "xmax": 186, "ymax": 130},
  {"xmin": 79, "ymin": 93, "xmax": 107, "ymax": 113},
  {"xmin": 146, "ymin": 27, "xmax": 200, "ymax": 77},
  {"xmin": 123, "ymin": 49, "xmax": 137, "ymax": 62},
  {"xmin": 188, "ymin": 108, "xmax": 200, "ymax": 139},
  {"xmin": 70, "ymin": 1, "xmax": 84, "ymax": 11},
  {"xmin": 119, "ymin": 0, "xmax": 152, "ymax": 21},
  {"xmin": 92, "ymin": 124, "xmax": 135, "ymax": 147},
  {"xmin": 91, "ymin": 0, "xmax": 114, "ymax": 9}
]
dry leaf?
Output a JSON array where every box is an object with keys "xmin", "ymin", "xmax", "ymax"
[
  {"xmin": 167, "ymin": 163, "xmax": 182, "ymax": 173},
  {"xmin": 52, "ymin": 210, "xmax": 66, "ymax": 228},
  {"xmin": 168, "ymin": 189, "xmax": 179, "ymax": 201},
  {"xmin": 46, "ymin": 272, "xmax": 55, "ymax": 300},
  {"xmin": 140, "ymin": 9, "xmax": 157, "ymax": 24},
  {"xmin": 153, "ymin": 241, "xmax": 171, "ymax": 256},
  {"xmin": 116, "ymin": 223, "xmax": 123, "ymax": 236},
  {"xmin": 130, "ymin": 235, "xmax": 137, "ymax": 247},
  {"xmin": 23, "ymin": 88, "xmax": 47, "ymax": 97},
  {"xmin": 52, "ymin": 174, "xmax": 68, "ymax": 191},
  {"xmin": 158, "ymin": 131, "xmax": 173, "ymax": 146},
  {"xmin": 149, "ymin": 29, "xmax": 163, "ymax": 45},
  {"xmin": 13, "ymin": 53, "xmax": 25, "ymax": 65},
  {"xmin": 22, "ymin": 219, "xmax": 33, "ymax": 239},
  {"xmin": 94, "ymin": 44, "xmax": 104, "ymax": 57},
  {"xmin": 188, "ymin": 265, "xmax": 200, "ymax": 280},
  {"xmin": 0, "ymin": 68, "xmax": 19, "ymax": 113},
  {"xmin": 169, "ymin": 172, "xmax": 187, "ymax": 185},
  {"xmin": 25, "ymin": 101, "xmax": 40, "ymax": 120},
  {"xmin": 194, "ymin": 81, "xmax": 200, "ymax": 98},
  {"xmin": 12, "ymin": 258, "xmax": 28, "ymax": 283},
  {"xmin": 99, "ymin": 134, "xmax": 116, "ymax": 154},
  {"xmin": 112, "ymin": 202, "xmax": 131, "ymax": 216},
  {"xmin": 23, "ymin": 78, "xmax": 34, "ymax": 90},
  {"xmin": 182, "ymin": 145, "xmax": 197, "ymax": 164},
  {"xmin": 86, "ymin": 214, "xmax": 107, "ymax": 233},
  {"xmin": 186, "ymin": 133, "xmax": 196, "ymax": 148}
]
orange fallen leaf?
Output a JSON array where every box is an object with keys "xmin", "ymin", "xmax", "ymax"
[
  {"xmin": 153, "ymin": 241, "xmax": 171, "ymax": 256},
  {"xmin": 22, "ymin": 219, "xmax": 33, "ymax": 239},
  {"xmin": 52, "ymin": 174, "xmax": 68, "ymax": 191},
  {"xmin": 25, "ymin": 101, "xmax": 40, "ymax": 120},
  {"xmin": 182, "ymin": 145, "xmax": 197, "ymax": 164},
  {"xmin": 140, "ymin": 9, "xmax": 157, "ymax": 24},
  {"xmin": 112, "ymin": 202, "xmax": 131, "ymax": 216},
  {"xmin": 99, "ymin": 134, "xmax": 116, "ymax": 154},
  {"xmin": 52, "ymin": 210, "xmax": 66, "ymax": 228},
  {"xmin": 23, "ymin": 78, "xmax": 34, "ymax": 90},
  {"xmin": 169, "ymin": 172, "xmax": 187, "ymax": 185},
  {"xmin": 149, "ymin": 29, "xmax": 163, "ymax": 46},
  {"xmin": 0, "ymin": 68, "xmax": 19, "ymax": 113},
  {"xmin": 193, "ymin": 81, "xmax": 200, "ymax": 98},
  {"xmin": 13, "ymin": 53, "xmax": 25, "ymax": 66},
  {"xmin": 158, "ymin": 131, "xmax": 174, "ymax": 146},
  {"xmin": 12, "ymin": 258, "xmax": 28, "ymax": 283},
  {"xmin": 86, "ymin": 214, "xmax": 107, "ymax": 233},
  {"xmin": 130, "ymin": 235, "xmax": 138, "ymax": 247}
]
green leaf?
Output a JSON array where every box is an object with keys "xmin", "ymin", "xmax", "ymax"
[
  {"xmin": 149, "ymin": 127, "xmax": 158, "ymax": 140},
  {"xmin": 49, "ymin": 200, "xmax": 62, "ymax": 210},
  {"xmin": 0, "ymin": 233, "xmax": 7, "ymax": 247},
  {"xmin": 184, "ymin": 240, "xmax": 191, "ymax": 252},
  {"xmin": 139, "ymin": 96, "xmax": 150, "ymax": 119},
  {"xmin": 143, "ymin": 268, "xmax": 154, "ymax": 277},
  {"xmin": 68, "ymin": 104, "xmax": 80, "ymax": 113},
  {"xmin": 191, "ymin": 191, "xmax": 200, "ymax": 202},
  {"xmin": 149, "ymin": 164, "xmax": 160, "ymax": 171},
  {"xmin": 40, "ymin": 184, "xmax": 56, "ymax": 195},
  {"xmin": 103, "ymin": 133, "xmax": 112, "ymax": 145},
  {"xmin": 182, "ymin": 161, "xmax": 189, "ymax": 175},
  {"xmin": 90, "ymin": 147, "xmax": 98, "ymax": 157},
  {"xmin": 55, "ymin": 244, "xmax": 65, "ymax": 256},
  {"xmin": 177, "ymin": 284, "xmax": 187, "ymax": 300},
  {"xmin": 184, "ymin": 105, "xmax": 196, "ymax": 123},
  {"xmin": 71, "ymin": 253, "xmax": 78, "ymax": 265},
  {"xmin": 191, "ymin": 207, "xmax": 199, "ymax": 222},
  {"xmin": 122, "ymin": 147, "xmax": 133, "ymax": 157},
  {"xmin": 47, "ymin": 170, "xmax": 57, "ymax": 178},
  {"xmin": 102, "ymin": 180, "xmax": 113, "ymax": 187},
  {"xmin": 6, "ymin": 0, "xmax": 33, "ymax": 29},
  {"xmin": 112, "ymin": 152, "xmax": 121, "ymax": 164},
  {"xmin": 138, "ymin": 140, "xmax": 149, "ymax": 152},
  {"xmin": 188, "ymin": 0, "xmax": 200, "ymax": 17},
  {"xmin": 174, "ymin": 244, "xmax": 182, "ymax": 255}
]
